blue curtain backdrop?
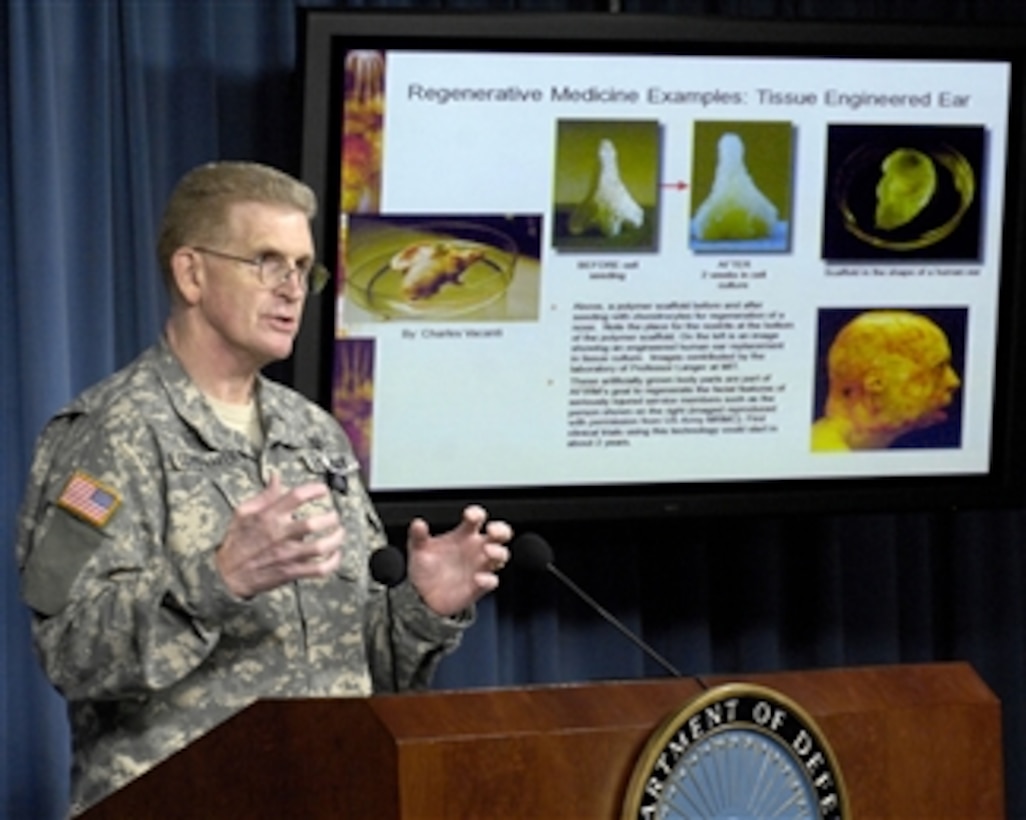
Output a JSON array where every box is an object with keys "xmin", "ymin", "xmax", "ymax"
[{"xmin": 4, "ymin": 1, "xmax": 1026, "ymax": 818}]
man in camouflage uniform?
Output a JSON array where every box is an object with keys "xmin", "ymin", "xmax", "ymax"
[{"xmin": 16, "ymin": 162, "xmax": 512, "ymax": 816}]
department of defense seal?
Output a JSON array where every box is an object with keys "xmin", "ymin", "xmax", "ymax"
[{"xmin": 622, "ymin": 682, "xmax": 849, "ymax": 819}]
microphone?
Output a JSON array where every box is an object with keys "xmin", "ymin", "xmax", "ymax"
[
  {"xmin": 510, "ymin": 532, "xmax": 683, "ymax": 678},
  {"xmin": 369, "ymin": 545, "xmax": 406, "ymax": 587}
]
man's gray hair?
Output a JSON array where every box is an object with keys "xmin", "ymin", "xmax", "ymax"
[{"xmin": 157, "ymin": 161, "xmax": 318, "ymax": 288}]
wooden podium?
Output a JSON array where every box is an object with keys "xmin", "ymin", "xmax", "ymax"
[{"xmin": 82, "ymin": 661, "xmax": 1002, "ymax": 818}]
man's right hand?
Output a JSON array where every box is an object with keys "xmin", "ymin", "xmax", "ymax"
[{"xmin": 215, "ymin": 472, "xmax": 344, "ymax": 598}]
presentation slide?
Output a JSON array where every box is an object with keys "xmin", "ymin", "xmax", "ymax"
[{"xmin": 330, "ymin": 48, "xmax": 1010, "ymax": 493}]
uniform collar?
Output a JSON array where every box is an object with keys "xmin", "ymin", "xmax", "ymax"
[{"xmin": 151, "ymin": 336, "xmax": 309, "ymax": 452}]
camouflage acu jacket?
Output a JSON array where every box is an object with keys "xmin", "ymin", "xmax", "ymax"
[{"xmin": 16, "ymin": 339, "xmax": 468, "ymax": 815}]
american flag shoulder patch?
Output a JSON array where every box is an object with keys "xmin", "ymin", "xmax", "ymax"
[{"xmin": 57, "ymin": 470, "xmax": 121, "ymax": 528}]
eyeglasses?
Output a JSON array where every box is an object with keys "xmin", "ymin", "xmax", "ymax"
[{"xmin": 193, "ymin": 246, "xmax": 330, "ymax": 294}]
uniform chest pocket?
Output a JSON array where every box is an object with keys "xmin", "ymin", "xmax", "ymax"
[{"xmin": 165, "ymin": 450, "xmax": 259, "ymax": 560}]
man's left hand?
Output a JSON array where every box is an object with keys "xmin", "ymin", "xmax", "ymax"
[{"xmin": 405, "ymin": 505, "xmax": 512, "ymax": 617}]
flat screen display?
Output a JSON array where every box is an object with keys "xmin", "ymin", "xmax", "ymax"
[{"xmin": 296, "ymin": 11, "xmax": 1026, "ymax": 525}]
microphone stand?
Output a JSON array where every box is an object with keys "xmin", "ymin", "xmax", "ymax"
[{"xmin": 546, "ymin": 563, "xmax": 683, "ymax": 678}]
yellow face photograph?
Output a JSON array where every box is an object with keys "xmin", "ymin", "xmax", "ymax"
[{"xmin": 811, "ymin": 308, "xmax": 965, "ymax": 452}]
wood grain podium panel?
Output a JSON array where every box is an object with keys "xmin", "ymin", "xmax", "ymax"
[
  {"xmin": 81, "ymin": 662, "xmax": 1001, "ymax": 819},
  {"xmin": 705, "ymin": 663, "xmax": 1004, "ymax": 819}
]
